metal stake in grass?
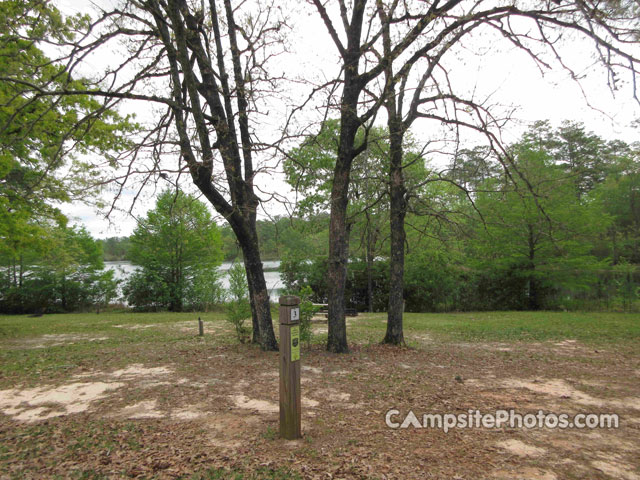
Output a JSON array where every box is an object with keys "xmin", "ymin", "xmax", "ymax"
[
  {"xmin": 198, "ymin": 317, "xmax": 204, "ymax": 336},
  {"xmin": 279, "ymin": 295, "xmax": 301, "ymax": 439}
]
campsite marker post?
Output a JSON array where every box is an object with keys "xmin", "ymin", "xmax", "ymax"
[{"xmin": 279, "ymin": 295, "xmax": 301, "ymax": 439}]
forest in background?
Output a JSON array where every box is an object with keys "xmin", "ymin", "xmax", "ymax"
[{"xmin": 86, "ymin": 121, "xmax": 640, "ymax": 313}]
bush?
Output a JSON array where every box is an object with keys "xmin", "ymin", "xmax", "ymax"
[
  {"xmin": 122, "ymin": 268, "xmax": 170, "ymax": 312},
  {"xmin": 280, "ymin": 254, "xmax": 388, "ymax": 311},
  {"xmin": 185, "ymin": 269, "xmax": 226, "ymax": 312},
  {"xmin": 280, "ymin": 251, "xmax": 636, "ymax": 313},
  {"xmin": 225, "ymin": 263, "xmax": 252, "ymax": 342},
  {"xmin": 297, "ymin": 286, "xmax": 318, "ymax": 346}
]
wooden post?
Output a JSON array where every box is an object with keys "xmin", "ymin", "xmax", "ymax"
[
  {"xmin": 279, "ymin": 295, "xmax": 301, "ymax": 439},
  {"xmin": 198, "ymin": 317, "xmax": 204, "ymax": 336}
]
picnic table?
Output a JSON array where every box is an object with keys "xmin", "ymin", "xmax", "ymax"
[{"xmin": 312, "ymin": 303, "xmax": 358, "ymax": 317}]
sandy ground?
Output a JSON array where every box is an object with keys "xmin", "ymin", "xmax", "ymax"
[{"xmin": 0, "ymin": 320, "xmax": 639, "ymax": 479}]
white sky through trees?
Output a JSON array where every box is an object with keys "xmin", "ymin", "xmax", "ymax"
[{"xmin": 53, "ymin": 0, "xmax": 640, "ymax": 238}]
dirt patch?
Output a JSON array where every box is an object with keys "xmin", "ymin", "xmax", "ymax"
[
  {"xmin": 452, "ymin": 341, "xmax": 513, "ymax": 351},
  {"xmin": 1, "ymin": 363, "xmax": 183, "ymax": 423},
  {"xmin": 505, "ymin": 378, "xmax": 640, "ymax": 410},
  {"xmin": 171, "ymin": 320, "xmax": 226, "ymax": 334},
  {"xmin": 120, "ymin": 400, "xmax": 164, "ymax": 419},
  {"xmin": 497, "ymin": 439, "xmax": 546, "ymax": 457},
  {"xmin": 0, "ymin": 382, "xmax": 124, "ymax": 422},
  {"xmin": 230, "ymin": 394, "xmax": 278, "ymax": 414},
  {"xmin": 315, "ymin": 388, "xmax": 351, "ymax": 402},
  {"xmin": 205, "ymin": 412, "xmax": 263, "ymax": 449},
  {"xmin": 412, "ymin": 333, "xmax": 433, "ymax": 344},
  {"xmin": 466, "ymin": 376, "xmax": 640, "ymax": 411},
  {"xmin": 550, "ymin": 339, "xmax": 603, "ymax": 355},
  {"xmin": 172, "ymin": 406, "xmax": 205, "ymax": 420},
  {"xmin": 591, "ymin": 460, "xmax": 640, "ymax": 480},
  {"xmin": 74, "ymin": 363, "xmax": 179, "ymax": 387},
  {"xmin": 113, "ymin": 324, "xmax": 158, "ymax": 330},
  {"xmin": 109, "ymin": 364, "xmax": 173, "ymax": 379},
  {"xmin": 18, "ymin": 334, "xmax": 109, "ymax": 349},
  {"xmin": 302, "ymin": 365, "xmax": 322, "ymax": 375},
  {"xmin": 114, "ymin": 321, "xmax": 227, "ymax": 335},
  {"xmin": 302, "ymin": 397, "xmax": 320, "ymax": 408},
  {"xmin": 118, "ymin": 400, "xmax": 207, "ymax": 421},
  {"xmin": 493, "ymin": 344, "xmax": 513, "ymax": 351},
  {"xmin": 492, "ymin": 467, "xmax": 557, "ymax": 480}
]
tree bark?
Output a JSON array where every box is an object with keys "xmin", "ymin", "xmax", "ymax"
[
  {"xmin": 246, "ymin": 278, "xmax": 261, "ymax": 344},
  {"xmin": 366, "ymin": 216, "xmax": 374, "ymax": 313},
  {"xmin": 18, "ymin": 254, "xmax": 23, "ymax": 288},
  {"xmin": 313, "ymin": 0, "xmax": 368, "ymax": 354},
  {"xmin": 527, "ymin": 224, "xmax": 540, "ymax": 310},
  {"xmin": 379, "ymin": 3, "xmax": 407, "ymax": 346},
  {"xmin": 327, "ymin": 165, "xmax": 352, "ymax": 353},
  {"xmin": 383, "ymin": 121, "xmax": 407, "ymax": 345},
  {"xmin": 237, "ymin": 221, "xmax": 278, "ymax": 351}
]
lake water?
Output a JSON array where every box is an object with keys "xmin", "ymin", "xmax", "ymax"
[{"xmin": 104, "ymin": 260, "xmax": 283, "ymax": 299}]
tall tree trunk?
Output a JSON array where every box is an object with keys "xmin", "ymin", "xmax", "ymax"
[
  {"xmin": 61, "ymin": 275, "xmax": 67, "ymax": 311},
  {"xmin": 326, "ymin": 46, "xmax": 364, "ymax": 353},
  {"xmin": 150, "ymin": 0, "xmax": 279, "ymax": 349},
  {"xmin": 195, "ymin": 177, "xmax": 277, "ymax": 350},
  {"xmin": 327, "ymin": 167, "xmax": 351, "ymax": 353},
  {"xmin": 366, "ymin": 212, "xmax": 374, "ymax": 313},
  {"xmin": 314, "ymin": 0, "xmax": 367, "ymax": 354},
  {"xmin": 528, "ymin": 274, "xmax": 539, "ymax": 310},
  {"xmin": 12, "ymin": 259, "xmax": 17, "ymax": 287},
  {"xmin": 527, "ymin": 224, "xmax": 539, "ymax": 310},
  {"xmin": 18, "ymin": 254, "xmax": 23, "ymax": 288},
  {"xmin": 246, "ymin": 277, "xmax": 261, "ymax": 344},
  {"xmin": 237, "ymin": 222, "xmax": 278, "ymax": 351},
  {"xmin": 383, "ymin": 122, "xmax": 406, "ymax": 345},
  {"xmin": 378, "ymin": 2, "xmax": 408, "ymax": 346},
  {"xmin": 191, "ymin": 160, "xmax": 277, "ymax": 350}
]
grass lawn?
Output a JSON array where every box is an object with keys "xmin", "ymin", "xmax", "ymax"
[
  {"xmin": 405, "ymin": 311, "xmax": 640, "ymax": 343},
  {"xmin": 0, "ymin": 310, "xmax": 639, "ymax": 479}
]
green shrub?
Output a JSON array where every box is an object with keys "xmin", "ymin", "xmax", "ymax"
[
  {"xmin": 298, "ymin": 286, "xmax": 318, "ymax": 346},
  {"xmin": 225, "ymin": 263, "xmax": 252, "ymax": 342}
]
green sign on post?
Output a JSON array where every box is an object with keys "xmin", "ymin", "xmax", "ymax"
[{"xmin": 291, "ymin": 325, "xmax": 300, "ymax": 362}]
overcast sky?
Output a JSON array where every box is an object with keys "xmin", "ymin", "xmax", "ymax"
[{"xmin": 54, "ymin": 0, "xmax": 640, "ymax": 239}]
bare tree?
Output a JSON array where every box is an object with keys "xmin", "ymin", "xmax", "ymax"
[
  {"xmin": 1, "ymin": 0, "xmax": 297, "ymax": 350},
  {"xmin": 310, "ymin": 0, "xmax": 639, "ymax": 350},
  {"xmin": 309, "ymin": 0, "xmax": 454, "ymax": 352},
  {"xmin": 380, "ymin": 0, "xmax": 640, "ymax": 344}
]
